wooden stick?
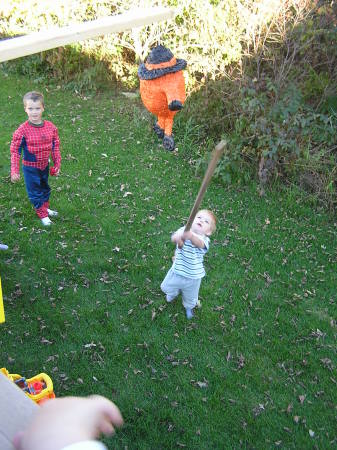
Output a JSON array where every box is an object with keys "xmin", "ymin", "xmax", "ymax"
[
  {"xmin": 184, "ymin": 141, "xmax": 225, "ymax": 232},
  {"xmin": 0, "ymin": 7, "xmax": 174, "ymax": 63}
]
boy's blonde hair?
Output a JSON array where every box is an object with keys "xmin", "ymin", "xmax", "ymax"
[
  {"xmin": 199, "ymin": 209, "xmax": 217, "ymax": 234},
  {"xmin": 23, "ymin": 91, "xmax": 44, "ymax": 106}
]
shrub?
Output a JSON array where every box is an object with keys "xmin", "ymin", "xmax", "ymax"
[{"xmin": 185, "ymin": 78, "xmax": 337, "ymax": 208}]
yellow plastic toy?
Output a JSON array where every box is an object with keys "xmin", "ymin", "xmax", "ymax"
[
  {"xmin": 1, "ymin": 368, "xmax": 55, "ymax": 404},
  {"xmin": 0, "ymin": 277, "xmax": 5, "ymax": 323}
]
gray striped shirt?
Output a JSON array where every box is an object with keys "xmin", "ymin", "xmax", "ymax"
[{"xmin": 172, "ymin": 227, "xmax": 210, "ymax": 279}]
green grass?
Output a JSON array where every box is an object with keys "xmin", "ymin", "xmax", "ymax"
[{"xmin": 0, "ymin": 72, "xmax": 336, "ymax": 449}]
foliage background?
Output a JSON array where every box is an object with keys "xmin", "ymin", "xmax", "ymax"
[{"xmin": 0, "ymin": 0, "xmax": 336, "ymax": 206}]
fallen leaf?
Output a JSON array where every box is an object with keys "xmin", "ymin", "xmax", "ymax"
[
  {"xmin": 298, "ymin": 395, "xmax": 306, "ymax": 404},
  {"xmin": 196, "ymin": 380, "xmax": 208, "ymax": 388},
  {"xmin": 84, "ymin": 342, "xmax": 96, "ymax": 348},
  {"xmin": 237, "ymin": 354, "xmax": 245, "ymax": 370},
  {"xmin": 320, "ymin": 358, "xmax": 333, "ymax": 370}
]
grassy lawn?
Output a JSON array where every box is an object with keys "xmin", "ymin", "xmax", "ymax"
[{"xmin": 0, "ymin": 72, "xmax": 336, "ymax": 449}]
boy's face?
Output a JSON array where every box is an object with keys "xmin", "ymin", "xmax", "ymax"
[
  {"xmin": 24, "ymin": 99, "xmax": 44, "ymax": 124},
  {"xmin": 191, "ymin": 210, "xmax": 214, "ymax": 236}
]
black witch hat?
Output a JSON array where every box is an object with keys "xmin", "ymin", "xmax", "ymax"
[{"xmin": 138, "ymin": 45, "xmax": 187, "ymax": 80}]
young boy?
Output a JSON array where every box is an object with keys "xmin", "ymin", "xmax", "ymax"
[
  {"xmin": 161, "ymin": 209, "xmax": 216, "ymax": 319},
  {"xmin": 10, "ymin": 91, "xmax": 61, "ymax": 226}
]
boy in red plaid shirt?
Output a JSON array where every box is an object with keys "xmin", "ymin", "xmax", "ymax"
[{"xmin": 10, "ymin": 91, "xmax": 61, "ymax": 226}]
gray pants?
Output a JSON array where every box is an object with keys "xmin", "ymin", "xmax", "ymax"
[{"xmin": 161, "ymin": 268, "xmax": 202, "ymax": 309}]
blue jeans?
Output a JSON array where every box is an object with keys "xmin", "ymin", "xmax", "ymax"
[{"xmin": 22, "ymin": 165, "xmax": 50, "ymax": 210}]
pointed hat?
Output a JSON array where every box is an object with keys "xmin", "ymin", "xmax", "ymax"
[{"xmin": 138, "ymin": 45, "xmax": 187, "ymax": 80}]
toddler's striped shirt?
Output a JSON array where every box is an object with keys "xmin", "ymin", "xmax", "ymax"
[{"xmin": 172, "ymin": 227, "xmax": 210, "ymax": 279}]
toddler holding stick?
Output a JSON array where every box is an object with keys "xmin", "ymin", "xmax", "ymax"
[{"xmin": 161, "ymin": 209, "xmax": 216, "ymax": 319}]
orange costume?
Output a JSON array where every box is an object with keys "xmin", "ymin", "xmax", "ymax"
[{"xmin": 138, "ymin": 45, "xmax": 187, "ymax": 151}]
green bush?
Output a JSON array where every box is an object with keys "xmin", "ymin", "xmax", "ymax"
[{"xmin": 183, "ymin": 79, "xmax": 337, "ymax": 208}]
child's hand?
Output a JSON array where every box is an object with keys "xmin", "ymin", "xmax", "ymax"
[
  {"xmin": 50, "ymin": 166, "xmax": 60, "ymax": 176},
  {"xmin": 177, "ymin": 231, "xmax": 192, "ymax": 248},
  {"xmin": 13, "ymin": 395, "xmax": 124, "ymax": 450},
  {"xmin": 182, "ymin": 230, "xmax": 193, "ymax": 241},
  {"xmin": 172, "ymin": 229, "xmax": 184, "ymax": 245},
  {"xmin": 172, "ymin": 229, "xmax": 189, "ymax": 249},
  {"xmin": 11, "ymin": 173, "xmax": 20, "ymax": 182},
  {"xmin": 177, "ymin": 237, "xmax": 185, "ymax": 249}
]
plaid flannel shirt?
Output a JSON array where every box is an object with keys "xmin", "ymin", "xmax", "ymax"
[{"xmin": 10, "ymin": 120, "xmax": 61, "ymax": 177}]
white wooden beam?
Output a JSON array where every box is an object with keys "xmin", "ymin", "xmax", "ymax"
[{"xmin": 0, "ymin": 7, "xmax": 174, "ymax": 63}]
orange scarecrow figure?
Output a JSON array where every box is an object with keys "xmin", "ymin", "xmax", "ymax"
[{"xmin": 138, "ymin": 45, "xmax": 187, "ymax": 151}]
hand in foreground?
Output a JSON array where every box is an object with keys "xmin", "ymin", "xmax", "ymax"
[
  {"xmin": 11, "ymin": 173, "xmax": 20, "ymax": 182},
  {"xmin": 50, "ymin": 166, "xmax": 60, "ymax": 176},
  {"xmin": 13, "ymin": 395, "xmax": 124, "ymax": 450}
]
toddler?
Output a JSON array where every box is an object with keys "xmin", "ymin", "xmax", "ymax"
[
  {"xmin": 10, "ymin": 91, "xmax": 61, "ymax": 226},
  {"xmin": 161, "ymin": 209, "xmax": 216, "ymax": 319}
]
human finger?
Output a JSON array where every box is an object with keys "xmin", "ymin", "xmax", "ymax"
[{"xmin": 89, "ymin": 395, "xmax": 124, "ymax": 431}]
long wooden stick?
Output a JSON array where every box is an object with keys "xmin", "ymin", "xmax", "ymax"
[
  {"xmin": 184, "ymin": 140, "xmax": 225, "ymax": 232},
  {"xmin": 0, "ymin": 7, "xmax": 174, "ymax": 63}
]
